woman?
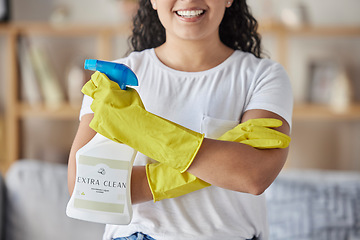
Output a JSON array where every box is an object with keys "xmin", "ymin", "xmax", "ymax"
[{"xmin": 68, "ymin": 0, "xmax": 293, "ymax": 239}]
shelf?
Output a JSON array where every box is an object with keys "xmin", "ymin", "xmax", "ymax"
[
  {"xmin": 0, "ymin": 114, "xmax": 8, "ymax": 174},
  {"xmin": 284, "ymin": 25, "xmax": 360, "ymax": 36},
  {"xmin": 18, "ymin": 103, "xmax": 80, "ymax": 120},
  {"xmin": 259, "ymin": 22, "xmax": 360, "ymax": 36},
  {"xmin": 0, "ymin": 22, "xmax": 132, "ymax": 36},
  {"xmin": 16, "ymin": 104, "xmax": 360, "ymax": 121},
  {"xmin": 0, "ymin": 24, "xmax": 12, "ymax": 34},
  {"xmin": 293, "ymin": 104, "xmax": 360, "ymax": 121}
]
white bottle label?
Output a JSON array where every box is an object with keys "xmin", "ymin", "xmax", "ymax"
[{"xmin": 74, "ymin": 154, "xmax": 129, "ymax": 213}]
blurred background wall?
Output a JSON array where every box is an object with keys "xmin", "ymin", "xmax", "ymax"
[{"xmin": 0, "ymin": 0, "xmax": 359, "ymax": 172}]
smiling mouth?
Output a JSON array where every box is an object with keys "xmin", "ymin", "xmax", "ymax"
[{"xmin": 176, "ymin": 10, "xmax": 205, "ymax": 18}]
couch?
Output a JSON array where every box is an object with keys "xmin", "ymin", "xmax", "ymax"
[{"xmin": 1, "ymin": 159, "xmax": 360, "ymax": 240}]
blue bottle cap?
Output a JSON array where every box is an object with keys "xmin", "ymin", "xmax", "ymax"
[
  {"xmin": 83, "ymin": 59, "xmax": 138, "ymax": 90},
  {"xmin": 84, "ymin": 59, "xmax": 98, "ymax": 71}
]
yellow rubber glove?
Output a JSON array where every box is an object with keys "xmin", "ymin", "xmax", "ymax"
[
  {"xmin": 218, "ymin": 118, "xmax": 290, "ymax": 149},
  {"xmin": 82, "ymin": 71, "xmax": 204, "ymax": 173},
  {"xmin": 146, "ymin": 118, "xmax": 291, "ymax": 202},
  {"xmin": 146, "ymin": 163, "xmax": 210, "ymax": 202}
]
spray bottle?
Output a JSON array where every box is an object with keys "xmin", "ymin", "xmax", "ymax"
[{"xmin": 66, "ymin": 60, "xmax": 138, "ymax": 225}]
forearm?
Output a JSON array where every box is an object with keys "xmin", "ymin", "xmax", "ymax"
[
  {"xmin": 187, "ymin": 138, "xmax": 288, "ymax": 195},
  {"xmin": 67, "ymin": 114, "xmax": 97, "ymax": 195},
  {"xmin": 131, "ymin": 166, "xmax": 153, "ymax": 204}
]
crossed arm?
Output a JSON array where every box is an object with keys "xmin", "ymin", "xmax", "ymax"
[{"xmin": 67, "ymin": 108, "xmax": 290, "ymax": 204}]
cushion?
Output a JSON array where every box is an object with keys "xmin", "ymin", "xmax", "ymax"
[
  {"xmin": 5, "ymin": 159, "xmax": 105, "ymax": 240},
  {"xmin": 266, "ymin": 169, "xmax": 360, "ymax": 240}
]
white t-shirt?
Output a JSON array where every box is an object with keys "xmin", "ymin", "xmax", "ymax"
[{"xmin": 80, "ymin": 49, "xmax": 293, "ymax": 240}]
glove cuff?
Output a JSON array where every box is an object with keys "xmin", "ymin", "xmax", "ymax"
[
  {"xmin": 146, "ymin": 163, "xmax": 210, "ymax": 202},
  {"xmin": 180, "ymin": 133, "xmax": 205, "ymax": 173},
  {"xmin": 145, "ymin": 164, "xmax": 156, "ymax": 202}
]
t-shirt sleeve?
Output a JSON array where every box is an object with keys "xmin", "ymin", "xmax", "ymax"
[
  {"xmin": 79, "ymin": 94, "xmax": 94, "ymax": 121},
  {"xmin": 245, "ymin": 61, "xmax": 293, "ymax": 128}
]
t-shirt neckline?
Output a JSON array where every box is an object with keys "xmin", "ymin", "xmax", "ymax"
[{"xmin": 148, "ymin": 48, "xmax": 241, "ymax": 76}]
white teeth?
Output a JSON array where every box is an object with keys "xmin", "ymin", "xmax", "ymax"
[{"xmin": 176, "ymin": 10, "xmax": 204, "ymax": 18}]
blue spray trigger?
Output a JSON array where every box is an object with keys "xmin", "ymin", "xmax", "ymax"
[{"xmin": 84, "ymin": 59, "xmax": 138, "ymax": 90}]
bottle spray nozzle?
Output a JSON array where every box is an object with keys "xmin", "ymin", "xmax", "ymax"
[{"xmin": 84, "ymin": 59, "xmax": 138, "ymax": 90}]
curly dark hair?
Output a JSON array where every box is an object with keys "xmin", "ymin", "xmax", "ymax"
[{"xmin": 130, "ymin": 0, "xmax": 263, "ymax": 58}]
